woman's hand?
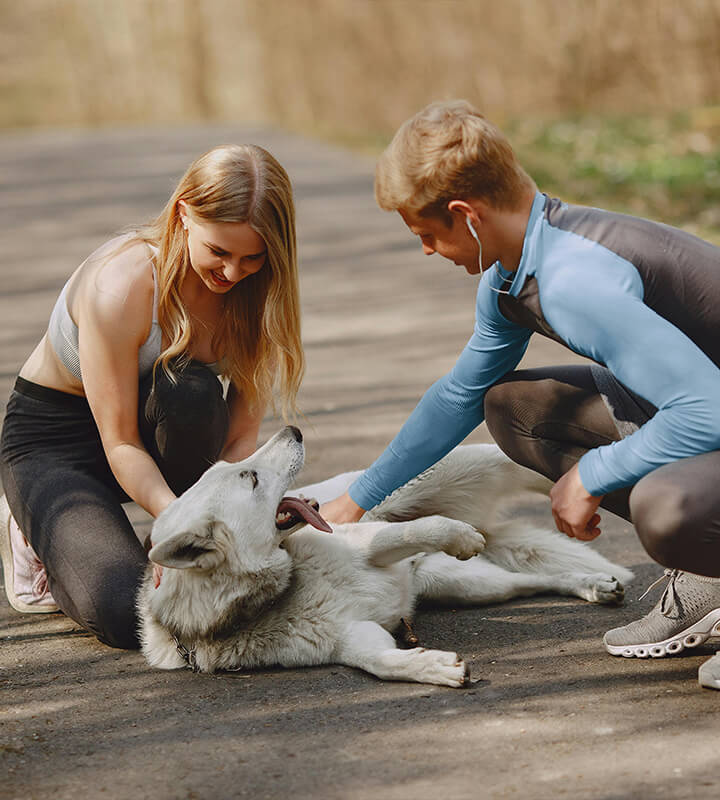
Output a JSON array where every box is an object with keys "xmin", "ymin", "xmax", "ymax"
[
  {"xmin": 549, "ymin": 463, "xmax": 604, "ymax": 541},
  {"xmin": 319, "ymin": 492, "xmax": 366, "ymax": 524}
]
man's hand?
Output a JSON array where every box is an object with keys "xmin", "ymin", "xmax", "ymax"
[
  {"xmin": 319, "ymin": 492, "xmax": 366, "ymax": 525},
  {"xmin": 549, "ymin": 463, "xmax": 604, "ymax": 541}
]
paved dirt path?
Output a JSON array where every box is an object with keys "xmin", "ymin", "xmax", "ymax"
[{"xmin": 1, "ymin": 126, "xmax": 718, "ymax": 799}]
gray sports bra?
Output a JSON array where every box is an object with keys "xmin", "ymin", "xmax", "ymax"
[{"xmin": 47, "ymin": 245, "xmax": 219, "ymax": 381}]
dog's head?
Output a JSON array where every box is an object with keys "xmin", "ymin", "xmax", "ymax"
[{"xmin": 148, "ymin": 426, "xmax": 331, "ymax": 573}]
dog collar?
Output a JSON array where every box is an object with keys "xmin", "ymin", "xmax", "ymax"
[{"xmin": 173, "ymin": 635, "xmax": 200, "ymax": 672}]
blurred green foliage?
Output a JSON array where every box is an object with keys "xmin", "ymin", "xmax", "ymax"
[{"xmin": 507, "ymin": 108, "xmax": 720, "ymax": 243}]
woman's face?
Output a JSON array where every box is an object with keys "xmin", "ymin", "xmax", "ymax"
[{"xmin": 180, "ymin": 207, "xmax": 267, "ymax": 294}]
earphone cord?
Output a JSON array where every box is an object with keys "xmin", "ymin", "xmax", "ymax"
[
  {"xmin": 466, "ymin": 215, "xmax": 513, "ymax": 295},
  {"xmin": 487, "ymin": 265, "xmax": 513, "ymax": 295}
]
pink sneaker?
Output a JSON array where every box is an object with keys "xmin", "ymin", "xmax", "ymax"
[{"xmin": 0, "ymin": 495, "xmax": 59, "ymax": 613}]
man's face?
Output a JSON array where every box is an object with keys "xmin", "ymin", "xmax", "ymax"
[{"xmin": 399, "ymin": 208, "xmax": 481, "ymax": 275}]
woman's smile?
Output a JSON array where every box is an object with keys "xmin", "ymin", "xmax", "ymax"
[{"xmin": 210, "ymin": 270, "xmax": 234, "ymax": 288}]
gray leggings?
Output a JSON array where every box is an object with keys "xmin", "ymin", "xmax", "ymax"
[
  {"xmin": 484, "ymin": 365, "xmax": 720, "ymax": 578},
  {"xmin": 0, "ymin": 363, "xmax": 229, "ymax": 648}
]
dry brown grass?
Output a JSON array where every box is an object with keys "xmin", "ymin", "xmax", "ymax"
[
  {"xmin": 250, "ymin": 0, "xmax": 720, "ymax": 139},
  {"xmin": 0, "ymin": 0, "xmax": 261, "ymax": 127},
  {"xmin": 1, "ymin": 0, "xmax": 719, "ymax": 132}
]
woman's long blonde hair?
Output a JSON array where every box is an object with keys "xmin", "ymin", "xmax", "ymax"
[{"xmin": 136, "ymin": 144, "xmax": 304, "ymax": 419}]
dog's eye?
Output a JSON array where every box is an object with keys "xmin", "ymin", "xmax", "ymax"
[{"xmin": 238, "ymin": 469, "xmax": 259, "ymax": 489}]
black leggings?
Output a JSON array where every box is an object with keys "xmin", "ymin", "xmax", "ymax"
[
  {"xmin": 484, "ymin": 365, "xmax": 720, "ymax": 578},
  {"xmin": 0, "ymin": 362, "xmax": 228, "ymax": 648}
]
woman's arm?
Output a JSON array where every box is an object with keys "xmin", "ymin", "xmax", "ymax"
[
  {"xmin": 220, "ymin": 383, "xmax": 266, "ymax": 463},
  {"xmin": 77, "ymin": 244, "xmax": 176, "ymax": 518}
]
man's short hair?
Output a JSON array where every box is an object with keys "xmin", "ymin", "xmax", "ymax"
[{"xmin": 375, "ymin": 100, "xmax": 535, "ymax": 224}]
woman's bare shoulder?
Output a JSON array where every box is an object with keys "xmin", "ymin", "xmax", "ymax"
[{"xmin": 75, "ymin": 235, "xmax": 157, "ymax": 331}]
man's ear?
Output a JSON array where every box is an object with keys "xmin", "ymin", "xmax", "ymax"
[
  {"xmin": 148, "ymin": 526, "xmax": 225, "ymax": 570},
  {"xmin": 448, "ymin": 199, "xmax": 482, "ymax": 225}
]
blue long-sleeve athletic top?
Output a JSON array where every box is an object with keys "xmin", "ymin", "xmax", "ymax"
[{"xmin": 350, "ymin": 191, "xmax": 720, "ymax": 509}]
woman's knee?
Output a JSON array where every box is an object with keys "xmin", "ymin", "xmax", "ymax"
[
  {"xmin": 52, "ymin": 570, "xmax": 142, "ymax": 650},
  {"xmin": 83, "ymin": 594, "xmax": 140, "ymax": 650},
  {"xmin": 94, "ymin": 607, "xmax": 141, "ymax": 650},
  {"xmin": 145, "ymin": 362, "xmax": 226, "ymax": 424},
  {"xmin": 141, "ymin": 363, "xmax": 228, "ymax": 452}
]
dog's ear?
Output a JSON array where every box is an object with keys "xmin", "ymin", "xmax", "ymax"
[{"xmin": 148, "ymin": 527, "xmax": 225, "ymax": 570}]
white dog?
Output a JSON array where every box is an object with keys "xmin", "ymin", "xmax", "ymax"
[{"xmin": 138, "ymin": 427, "xmax": 633, "ymax": 687}]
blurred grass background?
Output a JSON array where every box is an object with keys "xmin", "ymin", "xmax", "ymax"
[{"xmin": 1, "ymin": 0, "xmax": 719, "ymax": 239}]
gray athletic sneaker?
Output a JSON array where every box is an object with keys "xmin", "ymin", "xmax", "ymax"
[
  {"xmin": 604, "ymin": 569, "xmax": 720, "ymax": 658},
  {"xmin": 698, "ymin": 652, "xmax": 720, "ymax": 690}
]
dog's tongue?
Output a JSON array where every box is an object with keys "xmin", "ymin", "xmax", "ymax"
[{"xmin": 276, "ymin": 497, "xmax": 333, "ymax": 533}]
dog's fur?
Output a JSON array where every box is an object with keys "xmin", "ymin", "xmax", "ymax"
[{"xmin": 138, "ymin": 427, "xmax": 633, "ymax": 687}]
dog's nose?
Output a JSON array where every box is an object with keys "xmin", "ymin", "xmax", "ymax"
[{"xmin": 288, "ymin": 426, "xmax": 303, "ymax": 443}]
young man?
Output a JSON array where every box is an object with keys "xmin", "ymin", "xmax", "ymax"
[{"xmin": 321, "ymin": 100, "xmax": 720, "ymax": 690}]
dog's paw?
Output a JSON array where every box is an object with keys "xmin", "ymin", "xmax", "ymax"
[
  {"xmin": 574, "ymin": 573, "xmax": 625, "ymax": 605},
  {"xmin": 407, "ymin": 648, "xmax": 470, "ymax": 688},
  {"xmin": 442, "ymin": 521, "xmax": 486, "ymax": 560}
]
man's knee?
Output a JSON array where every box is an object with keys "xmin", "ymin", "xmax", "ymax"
[
  {"xmin": 485, "ymin": 380, "xmax": 538, "ymax": 462},
  {"xmin": 484, "ymin": 381, "xmax": 520, "ymax": 442},
  {"xmin": 630, "ymin": 474, "xmax": 694, "ymax": 569}
]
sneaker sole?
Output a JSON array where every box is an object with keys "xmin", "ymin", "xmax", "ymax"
[
  {"xmin": 698, "ymin": 672, "xmax": 720, "ymax": 690},
  {"xmin": 604, "ymin": 608, "xmax": 720, "ymax": 658},
  {"xmin": 0, "ymin": 497, "xmax": 59, "ymax": 614}
]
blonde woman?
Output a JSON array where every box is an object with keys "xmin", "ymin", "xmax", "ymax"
[{"xmin": 0, "ymin": 144, "xmax": 304, "ymax": 649}]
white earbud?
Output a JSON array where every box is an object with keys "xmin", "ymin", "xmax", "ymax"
[
  {"xmin": 465, "ymin": 215, "xmax": 512, "ymax": 295},
  {"xmin": 465, "ymin": 215, "xmax": 480, "ymax": 244},
  {"xmin": 466, "ymin": 215, "xmax": 482, "ymax": 272}
]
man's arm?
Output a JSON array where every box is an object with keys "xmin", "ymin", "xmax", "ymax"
[
  {"xmin": 345, "ymin": 296, "xmax": 531, "ymax": 512},
  {"xmin": 543, "ymin": 266, "xmax": 720, "ymax": 497}
]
